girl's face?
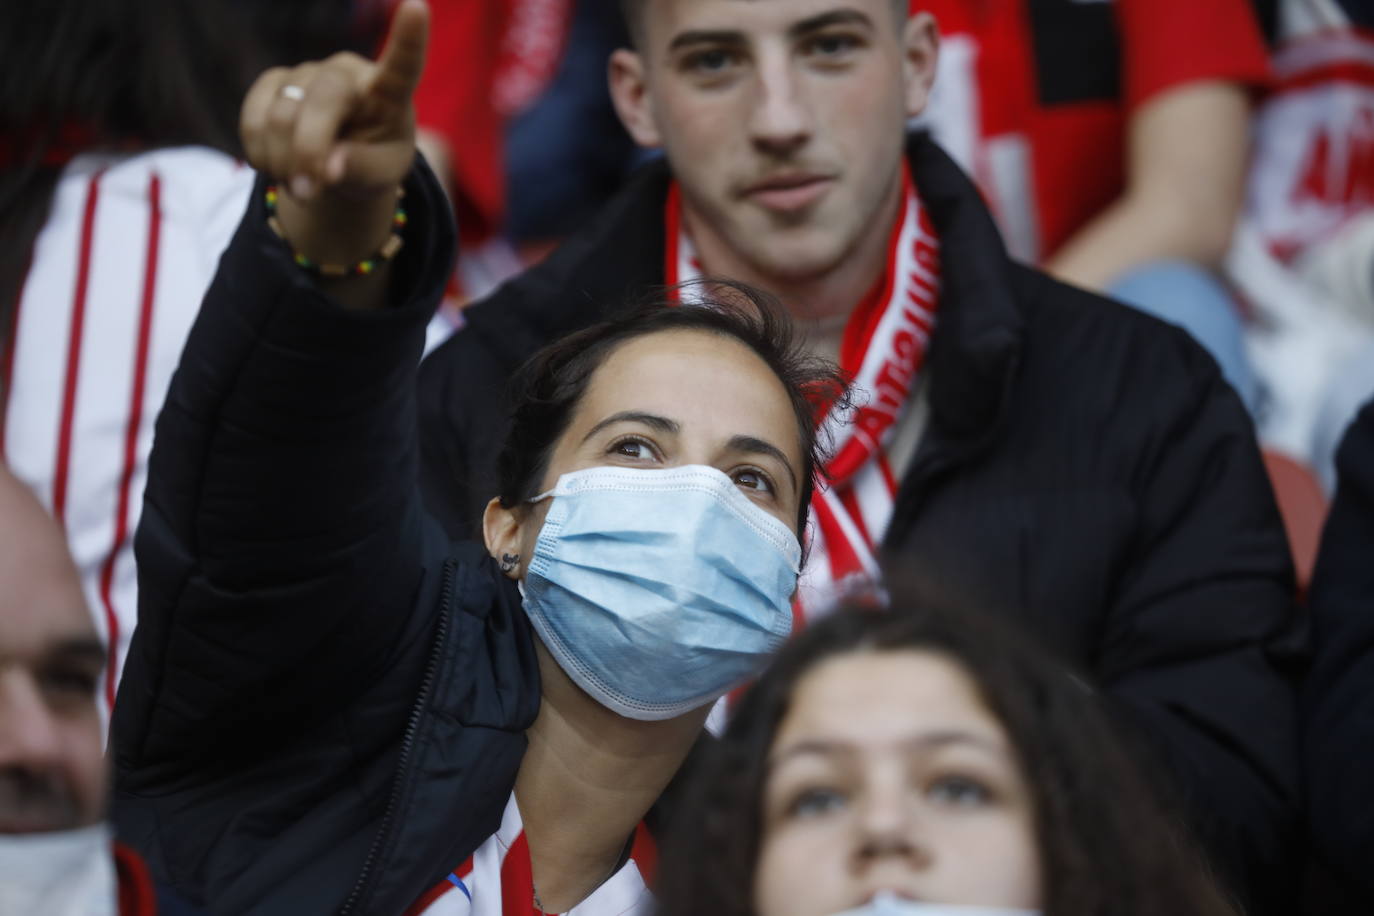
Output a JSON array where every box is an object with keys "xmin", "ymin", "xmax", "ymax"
[{"xmin": 755, "ymin": 650, "xmax": 1042, "ymax": 916}]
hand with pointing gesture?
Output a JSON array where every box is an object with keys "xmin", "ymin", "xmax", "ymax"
[{"xmin": 239, "ymin": 0, "xmax": 429, "ymax": 296}]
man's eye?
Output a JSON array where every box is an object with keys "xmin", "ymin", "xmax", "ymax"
[
  {"xmin": 40, "ymin": 669, "xmax": 99, "ymax": 698},
  {"xmin": 927, "ymin": 775, "xmax": 993, "ymax": 808},
  {"xmin": 733, "ymin": 468, "xmax": 774, "ymax": 493},
  {"xmin": 786, "ymin": 786, "xmax": 848, "ymax": 819},
  {"xmin": 806, "ymin": 33, "xmax": 861, "ymax": 59},
  {"xmin": 684, "ymin": 48, "xmax": 739, "ymax": 74}
]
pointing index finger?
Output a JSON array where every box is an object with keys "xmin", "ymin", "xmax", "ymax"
[{"xmin": 370, "ymin": 0, "xmax": 429, "ymax": 106}]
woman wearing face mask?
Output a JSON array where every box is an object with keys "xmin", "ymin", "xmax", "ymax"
[
  {"xmin": 109, "ymin": 5, "xmax": 842, "ymax": 915},
  {"xmin": 654, "ymin": 599, "xmax": 1240, "ymax": 916}
]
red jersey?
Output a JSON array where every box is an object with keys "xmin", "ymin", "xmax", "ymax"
[{"xmin": 917, "ymin": 0, "xmax": 1272, "ymax": 262}]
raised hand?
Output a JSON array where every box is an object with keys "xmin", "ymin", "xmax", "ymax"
[{"xmin": 239, "ymin": 0, "xmax": 430, "ymax": 283}]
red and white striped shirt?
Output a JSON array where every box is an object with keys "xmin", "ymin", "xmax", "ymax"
[
  {"xmin": 1, "ymin": 147, "xmax": 254, "ymax": 715},
  {"xmin": 406, "ymin": 792, "xmax": 657, "ymax": 916}
]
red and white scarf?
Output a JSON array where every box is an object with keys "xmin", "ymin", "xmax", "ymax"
[{"xmin": 665, "ymin": 166, "xmax": 941, "ymax": 618}]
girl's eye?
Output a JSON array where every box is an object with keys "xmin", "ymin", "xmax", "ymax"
[
  {"xmin": 927, "ymin": 775, "xmax": 993, "ymax": 808},
  {"xmin": 733, "ymin": 467, "xmax": 774, "ymax": 493},
  {"xmin": 785, "ymin": 786, "xmax": 848, "ymax": 819}
]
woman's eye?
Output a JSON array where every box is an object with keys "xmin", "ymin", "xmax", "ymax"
[
  {"xmin": 786, "ymin": 786, "xmax": 848, "ymax": 819},
  {"xmin": 927, "ymin": 775, "xmax": 993, "ymax": 808},
  {"xmin": 609, "ymin": 438, "xmax": 656, "ymax": 460},
  {"xmin": 733, "ymin": 468, "xmax": 774, "ymax": 493}
]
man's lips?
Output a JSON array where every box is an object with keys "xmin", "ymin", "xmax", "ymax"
[{"xmin": 742, "ymin": 174, "xmax": 836, "ymax": 212}]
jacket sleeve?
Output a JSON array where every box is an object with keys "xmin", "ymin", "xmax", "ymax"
[
  {"xmin": 1100, "ymin": 329, "xmax": 1302, "ymax": 913},
  {"xmin": 1305, "ymin": 400, "xmax": 1374, "ymax": 899},
  {"xmin": 113, "ymin": 159, "xmax": 456, "ymax": 771}
]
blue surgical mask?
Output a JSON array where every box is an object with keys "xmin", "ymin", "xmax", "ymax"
[
  {"xmin": 830, "ymin": 894, "xmax": 1040, "ymax": 916},
  {"xmin": 520, "ymin": 464, "xmax": 801, "ymax": 720}
]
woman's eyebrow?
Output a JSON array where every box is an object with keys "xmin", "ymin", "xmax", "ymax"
[
  {"xmin": 727, "ymin": 434, "xmax": 798, "ymax": 492},
  {"xmin": 581, "ymin": 410, "xmax": 681, "ymax": 444}
]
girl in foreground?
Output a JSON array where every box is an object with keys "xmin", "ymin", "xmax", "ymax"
[{"xmin": 656, "ymin": 601, "xmax": 1239, "ymax": 916}]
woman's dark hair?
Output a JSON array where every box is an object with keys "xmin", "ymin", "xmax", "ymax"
[
  {"xmin": 496, "ymin": 280, "xmax": 850, "ymax": 535},
  {"xmin": 655, "ymin": 597, "xmax": 1240, "ymax": 916}
]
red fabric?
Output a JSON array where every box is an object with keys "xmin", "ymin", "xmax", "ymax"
[
  {"xmin": 917, "ymin": 0, "xmax": 1271, "ymax": 260},
  {"xmin": 53, "ymin": 169, "xmax": 104, "ymax": 527},
  {"xmin": 411, "ymin": 0, "xmax": 508, "ymax": 243},
  {"xmin": 114, "ymin": 843, "xmax": 158, "ymax": 916},
  {"xmin": 1117, "ymin": 0, "xmax": 1272, "ymax": 111}
]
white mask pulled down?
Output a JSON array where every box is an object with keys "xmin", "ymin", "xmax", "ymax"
[
  {"xmin": 830, "ymin": 892, "xmax": 1041, "ymax": 916},
  {"xmin": 0, "ymin": 823, "xmax": 117, "ymax": 916}
]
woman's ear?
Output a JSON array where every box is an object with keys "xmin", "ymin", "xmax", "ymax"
[{"xmin": 482, "ymin": 497, "xmax": 525, "ymax": 580}]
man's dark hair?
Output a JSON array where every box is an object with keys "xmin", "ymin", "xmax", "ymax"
[
  {"xmin": 496, "ymin": 280, "xmax": 849, "ymax": 536},
  {"xmin": 655, "ymin": 595, "xmax": 1241, "ymax": 916}
]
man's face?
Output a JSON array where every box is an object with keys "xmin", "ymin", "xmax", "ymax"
[
  {"xmin": 0, "ymin": 472, "xmax": 106, "ymax": 833},
  {"xmin": 611, "ymin": 0, "xmax": 934, "ymax": 284}
]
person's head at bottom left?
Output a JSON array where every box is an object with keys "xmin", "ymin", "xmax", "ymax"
[{"xmin": 0, "ymin": 465, "xmax": 142, "ymax": 912}]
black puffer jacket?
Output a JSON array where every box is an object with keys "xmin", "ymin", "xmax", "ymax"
[
  {"xmin": 418, "ymin": 134, "xmax": 1303, "ymax": 912},
  {"xmin": 112, "ymin": 162, "xmax": 542, "ymax": 915},
  {"xmin": 1305, "ymin": 398, "xmax": 1374, "ymax": 902}
]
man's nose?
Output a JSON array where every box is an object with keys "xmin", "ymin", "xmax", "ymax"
[
  {"xmin": 0, "ymin": 673, "xmax": 65, "ymax": 770},
  {"xmin": 749, "ymin": 55, "xmax": 814, "ymax": 155}
]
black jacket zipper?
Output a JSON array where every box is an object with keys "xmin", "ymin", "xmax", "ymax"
[{"xmin": 339, "ymin": 558, "xmax": 457, "ymax": 915}]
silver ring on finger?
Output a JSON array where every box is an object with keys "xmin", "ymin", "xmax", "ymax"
[{"xmin": 280, "ymin": 84, "xmax": 306, "ymax": 102}]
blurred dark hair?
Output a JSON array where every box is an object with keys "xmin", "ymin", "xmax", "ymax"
[
  {"xmin": 0, "ymin": 0, "xmax": 385, "ymax": 345},
  {"xmin": 655, "ymin": 597, "xmax": 1240, "ymax": 916},
  {"xmin": 496, "ymin": 280, "xmax": 850, "ymax": 535}
]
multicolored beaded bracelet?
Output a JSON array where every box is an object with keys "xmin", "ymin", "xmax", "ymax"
[{"xmin": 264, "ymin": 184, "xmax": 407, "ymax": 278}]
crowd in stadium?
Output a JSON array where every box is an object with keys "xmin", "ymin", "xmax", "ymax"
[{"xmin": 2, "ymin": 1, "xmax": 1373, "ymax": 914}]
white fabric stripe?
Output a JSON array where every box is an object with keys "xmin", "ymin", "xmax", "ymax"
[
  {"xmin": 68, "ymin": 166, "xmax": 146, "ymax": 687},
  {"xmin": 1274, "ymin": 30, "xmax": 1374, "ymax": 77},
  {"xmin": 4, "ymin": 149, "xmax": 252, "ymax": 722},
  {"xmin": 814, "ymin": 190, "xmax": 928, "ymax": 462},
  {"xmin": 854, "ymin": 455, "xmax": 897, "ymax": 544},
  {"xmin": 3, "ymin": 163, "xmax": 87, "ymax": 507}
]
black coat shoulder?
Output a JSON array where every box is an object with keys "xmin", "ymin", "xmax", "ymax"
[{"xmin": 1305, "ymin": 399, "xmax": 1374, "ymax": 899}]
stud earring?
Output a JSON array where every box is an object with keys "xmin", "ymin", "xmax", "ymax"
[{"xmin": 500, "ymin": 553, "xmax": 520, "ymax": 573}]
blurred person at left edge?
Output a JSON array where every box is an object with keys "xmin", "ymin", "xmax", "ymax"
[{"xmin": 0, "ymin": 464, "xmax": 194, "ymax": 915}]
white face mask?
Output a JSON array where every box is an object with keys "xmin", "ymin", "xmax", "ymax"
[
  {"xmin": 0, "ymin": 823, "xmax": 117, "ymax": 916},
  {"xmin": 830, "ymin": 892, "xmax": 1041, "ymax": 916}
]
